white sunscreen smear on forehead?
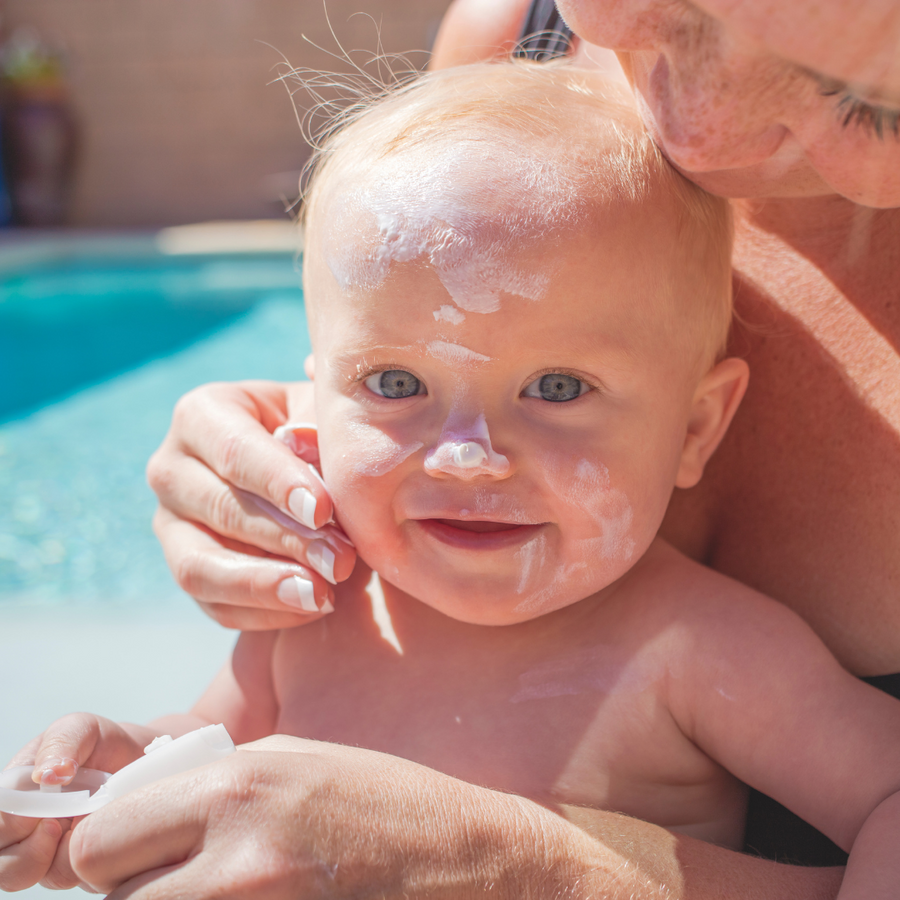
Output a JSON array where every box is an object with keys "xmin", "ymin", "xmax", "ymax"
[
  {"xmin": 424, "ymin": 340, "xmax": 492, "ymax": 366},
  {"xmin": 433, "ymin": 305, "xmax": 465, "ymax": 325},
  {"xmin": 323, "ymin": 137, "xmax": 584, "ymax": 315}
]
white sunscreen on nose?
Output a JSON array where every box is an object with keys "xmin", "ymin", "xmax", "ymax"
[
  {"xmin": 424, "ymin": 413, "xmax": 509, "ymax": 478},
  {"xmin": 452, "ymin": 442, "xmax": 487, "ymax": 468}
]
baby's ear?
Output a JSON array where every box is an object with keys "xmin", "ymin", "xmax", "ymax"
[
  {"xmin": 675, "ymin": 357, "xmax": 749, "ymax": 489},
  {"xmin": 304, "ymin": 354, "xmax": 315, "ymax": 381}
]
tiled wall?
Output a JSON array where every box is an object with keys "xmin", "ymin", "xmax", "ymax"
[{"xmin": 3, "ymin": 1, "xmax": 451, "ymax": 226}]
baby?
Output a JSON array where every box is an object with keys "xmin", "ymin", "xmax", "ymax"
[{"xmin": 3, "ymin": 62, "xmax": 900, "ymax": 899}]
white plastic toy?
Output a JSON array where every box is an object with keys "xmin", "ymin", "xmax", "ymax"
[{"xmin": 0, "ymin": 723, "xmax": 235, "ymax": 818}]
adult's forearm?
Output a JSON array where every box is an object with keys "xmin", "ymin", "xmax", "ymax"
[
  {"xmin": 532, "ymin": 804, "xmax": 844, "ymax": 900},
  {"xmin": 281, "ymin": 743, "xmax": 844, "ymax": 900}
]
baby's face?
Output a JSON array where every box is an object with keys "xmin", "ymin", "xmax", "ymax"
[{"xmin": 307, "ymin": 185, "xmax": 713, "ymax": 626}]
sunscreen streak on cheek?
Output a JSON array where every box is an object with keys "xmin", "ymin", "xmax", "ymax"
[
  {"xmin": 341, "ymin": 421, "xmax": 424, "ymax": 477},
  {"xmin": 545, "ymin": 456, "xmax": 636, "ymax": 561},
  {"xmin": 515, "ymin": 532, "xmax": 548, "ymax": 596},
  {"xmin": 513, "ymin": 558, "xmax": 591, "ymax": 615}
]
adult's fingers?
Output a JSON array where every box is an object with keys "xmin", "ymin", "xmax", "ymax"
[
  {"xmin": 154, "ymin": 508, "xmax": 335, "ymax": 629},
  {"xmin": 148, "ymin": 380, "xmax": 335, "ymax": 530},
  {"xmin": 6, "ymin": 734, "xmax": 44, "ymax": 769},
  {"xmin": 70, "ymin": 751, "xmax": 333, "ymax": 899},
  {"xmin": 151, "ymin": 455, "xmax": 355, "ymax": 584},
  {"xmin": 104, "ymin": 862, "xmax": 189, "ymax": 900},
  {"xmin": 69, "ymin": 769, "xmax": 211, "ymax": 895}
]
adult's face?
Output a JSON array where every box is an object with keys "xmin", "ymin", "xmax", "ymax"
[{"xmin": 556, "ymin": 0, "xmax": 900, "ymax": 206}]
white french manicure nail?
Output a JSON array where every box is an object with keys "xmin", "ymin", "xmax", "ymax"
[
  {"xmin": 288, "ymin": 487, "xmax": 318, "ymax": 530},
  {"xmin": 320, "ymin": 599, "xmax": 334, "ymax": 614},
  {"xmin": 306, "ymin": 541, "xmax": 336, "ymax": 584},
  {"xmin": 276, "ymin": 574, "xmax": 318, "ymax": 613}
]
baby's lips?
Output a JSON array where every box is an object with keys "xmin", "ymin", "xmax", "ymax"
[{"xmin": 33, "ymin": 757, "xmax": 79, "ymax": 786}]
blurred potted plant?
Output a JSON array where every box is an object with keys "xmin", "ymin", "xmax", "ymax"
[{"xmin": 1, "ymin": 26, "xmax": 77, "ymax": 226}]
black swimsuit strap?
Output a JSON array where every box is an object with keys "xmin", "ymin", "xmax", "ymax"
[
  {"xmin": 515, "ymin": 0, "xmax": 574, "ymax": 60},
  {"xmin": 861, "ymin": 671, "xmax": 900, "ymax": 698}
]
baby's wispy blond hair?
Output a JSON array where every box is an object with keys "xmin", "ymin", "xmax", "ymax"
[{"xmin": 299, "ymin": 59, "xmax": 733, "ymax": 369}]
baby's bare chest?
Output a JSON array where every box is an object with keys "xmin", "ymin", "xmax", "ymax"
[{"xmin": 270, "ymin": 606, "xmax": 744, "ymax": 838}]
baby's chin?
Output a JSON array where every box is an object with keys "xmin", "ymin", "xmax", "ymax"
[{"xmin": 377, "ymin": 562, "xmax": 607, "ymax": 627}]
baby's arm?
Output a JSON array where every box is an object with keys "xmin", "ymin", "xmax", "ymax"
[
  {"xmin": 0, "ymin": 629, "xmax": 279, "ymax": 893},
  {"xmin": 664, "ymin": 560, "xmax": 900, "ymax": 899}
]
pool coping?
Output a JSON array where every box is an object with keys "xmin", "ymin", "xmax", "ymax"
[{"xmin": 0, "ymin": 220, "xmax": 304, "ymax": 275}]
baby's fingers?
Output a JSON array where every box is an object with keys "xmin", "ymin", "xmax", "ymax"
[
  {"xmin": 30, "ymin": 714, "xmax": 145, "ymax": 788},
  {"xmin": 0, "ymin": 815, "xmax": 67, "ymax": 892},
  {"xmin": 39, "ymin": 822, "xmax": 87, "ymax": 891}
]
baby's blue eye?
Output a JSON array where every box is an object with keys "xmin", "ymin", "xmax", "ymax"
[
  {"xmin": 523, "ymin": 373, "xmax": 587, "ymax": 402},
  {"xmin": 365, "ymin": 370, "xmax": 424, "ymax": 399}
]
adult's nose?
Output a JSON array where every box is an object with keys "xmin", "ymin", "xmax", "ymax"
[{"xmin": 637, "ymin": 45, "xmax": 789, "ymax": 174}]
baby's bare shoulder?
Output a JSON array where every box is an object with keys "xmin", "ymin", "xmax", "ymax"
[
  {"xmin": 602, "ymin": 538, "xmax": 828, "ymax": 681},
  {"xmin": 625, "ymin": 538, "xmax": 799, "ymax": 625}
]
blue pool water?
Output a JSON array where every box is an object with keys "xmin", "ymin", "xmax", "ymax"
[{"xmin": 0, "ymin": 237, "xmax": 311, "ymax": 610}]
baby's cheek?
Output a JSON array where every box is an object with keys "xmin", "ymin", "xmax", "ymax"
[
  {"xmin": 537, "ymin": 455, "xmax": 649, "ymax": 588},
  {"xmin": 319, "ymin": 419, "xmax": 423, "ymax": 545}
]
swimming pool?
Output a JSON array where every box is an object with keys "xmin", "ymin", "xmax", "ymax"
[
  {"xmin": 0, "ymin": 230, "xmax": 310, "ymax": 897},
  {"xmin": 0, "ymin": 228, "xmax": 312, "ymax": 611}
]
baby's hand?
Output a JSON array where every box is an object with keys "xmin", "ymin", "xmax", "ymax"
[{"xmin": 0, "ymin": 712, "xmax": 153, "ymax": 892}]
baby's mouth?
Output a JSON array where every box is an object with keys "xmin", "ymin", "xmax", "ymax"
[
  {"xmin": 432, "ymin": 518, "xmax": 520, "ymax": 533},
  {"xmin": 415, "ymin": 517, "xmax": 545, "ymax": 550}
]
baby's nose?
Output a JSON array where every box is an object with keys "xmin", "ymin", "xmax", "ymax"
[
  {"xmin": 424, "ymin": 439, "xmax": 511, "ymax": 480},
  {"xmin": 424, "ymin": 413, "xmax": 510, "ymax": 480}
]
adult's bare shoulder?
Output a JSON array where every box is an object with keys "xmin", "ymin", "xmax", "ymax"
[{"xmin": 665, "ymin": 204, "xmax": 900, "ymax": 674}]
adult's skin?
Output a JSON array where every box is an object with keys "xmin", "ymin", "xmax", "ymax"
[{"xmin": 69, "ymin": 0, "xmax": 896, "ymax": 897}]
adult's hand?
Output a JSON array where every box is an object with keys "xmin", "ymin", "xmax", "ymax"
[
  {"xmin": 65, "ymin": 736, "xmax": 843, "ymax": 900},
  {"xmin": 65, "ymin": 736, "xmax": 611, "ymax": 899},
  {"xmin": 147, "ymin": 380, "xmax": 356, "ymax": 631}
]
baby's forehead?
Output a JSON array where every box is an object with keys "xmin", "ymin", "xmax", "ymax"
[
  {"xmin": 319, "ymin": 138, "xmax": 579, "ymax": 288},
  {"xmin": 311, "ymin": 126, "xmax": 679, "ymax": 310}
]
